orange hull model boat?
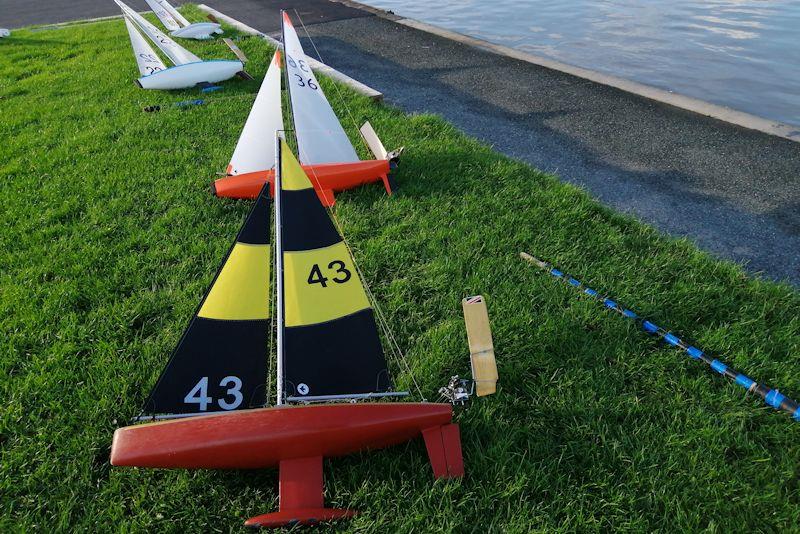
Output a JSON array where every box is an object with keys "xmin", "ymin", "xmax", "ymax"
[
  {"xmin": 111, "ymin": 404, "xmax": 462, "ymax": 527},
  {"xmin": 215, "ymin": 13, "xmax": 402, "ymax": 207},
  {"xmin": 212, "ymin": 159, "xmax": 394, "ymax": 207},
  {"xmin": 111, "ymin": 136, "xmax": 466, "ymax": 529}
]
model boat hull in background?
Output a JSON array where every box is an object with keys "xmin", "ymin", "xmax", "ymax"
[
  {"xmin": 171, "ymin": 22, "xmax": 223, "ymax": 40},
  {"xmin": 213, "ymin": 159, "xmax": 394, "ymax": 206},
  {"xmin": 137, "ymin": 60, "xmax": 243, "ymax": 90}
]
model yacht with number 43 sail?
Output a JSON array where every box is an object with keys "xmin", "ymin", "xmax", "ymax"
[
  {"xmin": 212, "ymin": 12, "xmax": 401, "ymax": 207},
  {"xmin": 110, "ymin": 137, "xmax": 494, "ymax": 528}
]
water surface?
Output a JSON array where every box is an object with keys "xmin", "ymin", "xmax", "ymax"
[{"xmin": 363, "ymin": 0, "xmax": 800, "ymax": 127}]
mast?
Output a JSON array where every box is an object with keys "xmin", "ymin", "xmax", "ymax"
[{"xmin": 275, "ymin": 134, "xmax": 285, "ymax": 405}]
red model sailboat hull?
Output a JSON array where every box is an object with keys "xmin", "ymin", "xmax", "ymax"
[
  {"xmin": 111, "ymin": 403, "xmax": 458, "ymax": 469},
  {"xmin": 111, "ymin": 403, "xmax": 462, "ymax": 528},
  {"xmin": 212, "ymin": 160, "xmax": 393, "ymax": 207}
]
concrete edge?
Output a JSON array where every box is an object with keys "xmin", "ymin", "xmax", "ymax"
[
  {"xmin": 334, "ymin": 0, "xmax": 800, "ymax": 143},
  {"xmin": 197, "ymin": 4, "xmax": 383, "ymax": 101}
]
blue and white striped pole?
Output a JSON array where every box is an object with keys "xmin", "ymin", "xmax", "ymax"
[{"xmin": 520, "ymin": 252, "xmax": 800, "ymax": 421}]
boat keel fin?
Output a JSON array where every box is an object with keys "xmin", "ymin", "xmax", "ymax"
[
  {"xmin": 422, "ymin": 423, "xmax": 464, "ymax": 479},
  {"xmin": 280, "ymin": 456, "xmax": 324, "ymax": 510},
  {"xmin": 244, "ymin": 456, "xmax": 356, "ymax": 528}
]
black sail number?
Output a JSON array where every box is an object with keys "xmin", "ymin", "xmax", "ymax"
[
  {"xmin": 287, "ymin": 55, "xmax": 310, "ymax": 73},
  {"xmin": 307, "ymin": 264, "xmax": 329, "ymax": 287},
  {"xmin": 307, "ymin": 261, "xmax": 351, "ymax": 288},
  {"xmin": 328, "ymin": 260, "xmax": 351, "ymax": 283},
  {"xmin": 293, "ymin": 73, "xmax": 318, "ymax": 90}
]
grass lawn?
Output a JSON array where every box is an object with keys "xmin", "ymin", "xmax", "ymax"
[{"xmin": 1, "ymin": 5, "xmax": 799, "ymax": 532}]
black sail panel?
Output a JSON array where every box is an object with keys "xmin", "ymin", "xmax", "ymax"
[
  {"xmin": 278, "ymin": 140, "xmax": 392, "ymax": 400},
  {"xmin": 142, "ymin": 186, "xmax": 271, "ymax": 417},
  {"xmin": 283, "ymin": 310, "xmax": 392, "ymax": 398},
  {"xmin": 143, "ymin": 318, "xmax": 269, "ymax": 414}
]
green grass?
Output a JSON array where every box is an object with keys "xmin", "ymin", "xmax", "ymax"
[{"xmin": 2, "ymin": 6, "xmax": 799, "ymax": 532}]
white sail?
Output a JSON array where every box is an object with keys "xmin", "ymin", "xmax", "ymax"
[
  {"xmin": 115, "ymin": 0, "xmax": 200, "ymax": 66},
  {"xmin": 143, "ymin": 0, "xmax": 181, "ymax": 31},
  {"xmin": 228, "ymin": 51, "xmax": 284, "ymax": 175},
  {"xmin": 124, "ymin": 17, "xmax": 167, "ymax": 77},
  {"xmin": 281, "ymin": 12, "xmax": 359, "ymax": 165},
  {"xmin": 156, "ymin": 0, "xmax": 191, "ymax": 28}
]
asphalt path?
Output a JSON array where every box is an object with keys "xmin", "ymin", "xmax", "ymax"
[
  {"xmin": 5, "ymin": 0, "xmax": 800, "ymax": 285},
  {"xmin": 0, "ymin": 0, "xmax": 369, "ymax": 28}
]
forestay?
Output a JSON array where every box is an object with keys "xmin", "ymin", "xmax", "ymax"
[
  {"xmin": 140, "ymin": 186, "xmax": 272, "ymax": 418},
  {"xmin": 123, "ymin": 17, "xmax": 166, "ymax": 77},
  {"xmin": 281, "ymin": 12, "xmax": 359, "ymax": 165},
  {"xmin": 143, "ymin": 0, "xmax": 181, "ymax": 31},
  {"xmin": 276, "ymin": 140, "xmax": 391, "ymax": 401},
  {"xmin": 115, "ymin": 0, "xmax": 200, "ymax": 66},
  {"xmin": 228, "ymin": 51, "xmax": 284, "ymax": 176}
]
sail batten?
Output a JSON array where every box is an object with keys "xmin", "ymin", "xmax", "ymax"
[
  {"xmin": 281, "ymin": 12, "xmax": 359, "ymax": 165},
  {"xmin": 276, "ymin": 140, "xmax": 392, "ymax": 400}
]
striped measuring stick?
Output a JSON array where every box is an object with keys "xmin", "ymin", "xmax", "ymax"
[{"xmin": 520, "ymin": 252, "xmax": 800, "ymax": 421}]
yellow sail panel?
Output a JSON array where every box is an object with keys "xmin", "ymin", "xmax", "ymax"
[
  {"xmin": 462, "ymin": 295, "xmax": 498, "ymax": 396},
  {"xmin": 283, "ymin": 241, "xmax": 370, "ymax": 327},
  {"xmin": 198, "ymin": 243, "xmax": 271, "ymax": 320},
  {"xmin": 280, "ymin": 139, "xmax": 313, "ymax": 191}
]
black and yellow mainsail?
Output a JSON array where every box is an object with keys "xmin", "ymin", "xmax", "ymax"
[
  {"xmin": 139, "ymin": 141, "xmax": 394, "ymax": 416},
  {"xmin": 141, "ymin": 185, "xmax": 272, "ymax": 417},
  {"xmin": 277, "ymin": 140, "xmax": 392, "ymax": 401}
]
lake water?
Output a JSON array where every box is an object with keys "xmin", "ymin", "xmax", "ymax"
[{"xmin": 362, "ymin": 0, "xmax": 800, "ymax": 127}]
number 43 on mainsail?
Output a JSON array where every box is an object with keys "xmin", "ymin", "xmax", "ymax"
[{"xmin": 111, "ymin": 139, "xmax": 472, "ymax": 528}]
